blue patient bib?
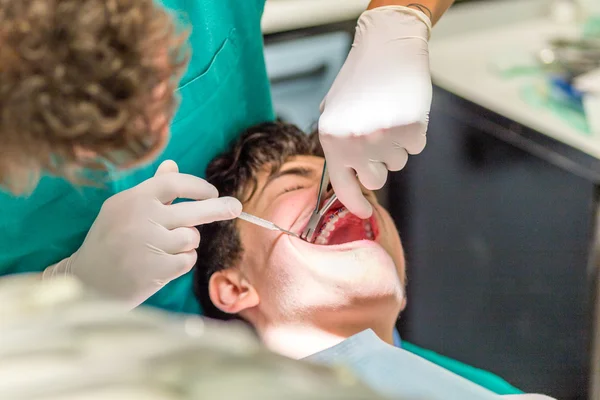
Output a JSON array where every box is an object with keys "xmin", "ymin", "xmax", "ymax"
[{"xmin": 307, "ymin": 330, "xmax": 500, "ymax": 400}]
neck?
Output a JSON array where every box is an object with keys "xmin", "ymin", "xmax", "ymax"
[{"xmin": 258, "ymin": 320, "xmax": 396, "ymax": 359}]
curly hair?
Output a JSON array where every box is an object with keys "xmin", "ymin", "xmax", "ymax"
[
  {"xmin": 194, "ymin": 121, "xmax": 323, "ymax": 320},
  {"xmin": 0, "ymin": 0, "xmax": 188, "ymax": 193}
]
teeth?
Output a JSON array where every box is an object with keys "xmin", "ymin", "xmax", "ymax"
[
  {"xmin": 324, "ymin": 220, "xmax": 337, "ymax": 232},
  {"xmin": 314, "ymin": 208, "xmax": 348, "ymax": 242},
  {"xmin": 315, "ymin": 236, "xmax": 328, "ymax": 245},
  {"xmin": 313, "ymin": 208, "xmax": 375, "ymax": 245},
  {"xmin": 364, "ymin": 220, "xmax": 374, "ymax": 240}
]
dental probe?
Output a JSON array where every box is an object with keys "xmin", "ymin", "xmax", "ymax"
[{"xmin": 238, "ymin": 212, "xmax": 300, "ymax": 238}]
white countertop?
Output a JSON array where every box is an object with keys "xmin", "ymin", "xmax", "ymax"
[
  {"xmin": 430, "ymin": 0, "xmax": 600, "ymax": 159},
  {"xmin": 262, "ymin": 0, "xmax": 369, "ymax": 34}
]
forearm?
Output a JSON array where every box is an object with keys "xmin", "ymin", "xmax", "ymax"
[{"xmin": 368, "ymin": 0, "xmax": 455, "ymax": 25}]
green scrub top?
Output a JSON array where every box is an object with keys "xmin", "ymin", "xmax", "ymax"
[{"xmin": 0, "ymin": 0, "xmax": 274, "ymax": 314}]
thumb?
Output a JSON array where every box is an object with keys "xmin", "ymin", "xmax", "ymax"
[
  {"xmin": 154, "ymin": 160, "xmax": 179, "ymax": 205},
  {"xmin": 155, "ymin": 160, "xmax": 179, "ymax": 176}
]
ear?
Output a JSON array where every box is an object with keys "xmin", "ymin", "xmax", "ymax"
[{"xmin": 208, "ymin": 269, "xmax": 259, "ymax": 315}]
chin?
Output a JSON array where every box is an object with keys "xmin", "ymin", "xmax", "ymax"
[
  {"xmin": 288, "ymin": 234, "xmax": 405, "ymax": 315},
  {"xmin": 287, "ymin": 225, "xmax": 401, "ymax": 294}
]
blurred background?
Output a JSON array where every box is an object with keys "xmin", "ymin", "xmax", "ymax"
[{"xmin": 261, "ymin": 1, "xmax": 600, "ymax": 399}]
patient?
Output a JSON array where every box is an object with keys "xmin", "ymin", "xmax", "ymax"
[
  {"xmin": 194, "ymin": 121, "xmax": 406, "ymax": 359},
  {"xmin": 193, "ymin": 122, "xmax": 554, "ymax": 400}
]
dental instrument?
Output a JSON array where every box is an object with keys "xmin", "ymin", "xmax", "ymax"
[
  {"xmin": 300, "ymin": 162, "xmax": 338, "ymax": 243},
  {"xmin": 238, "ymin": 212, "xmax": 300, "ymax": 238}
]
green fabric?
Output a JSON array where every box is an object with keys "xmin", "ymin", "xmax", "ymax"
[
  {"xmin": 403, "ymin": 341, "xmax": 523, "ymax": 395},
  {"xmin": 583, "ymin": 15, "xmax": 600, "ymax": 38},
  {"xmin": 521, "ymin": 82, "xmax": 590, "ymax": 135},
  {"xmin": 0, "ymin": 0, "xmax": 274, "ymax": 315}
]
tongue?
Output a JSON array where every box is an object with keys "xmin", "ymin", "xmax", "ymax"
[{"xmin": 326, "ymin": 215, "xmax": 367, "ymax": 245}]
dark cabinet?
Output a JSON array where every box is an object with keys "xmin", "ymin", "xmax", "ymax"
[{"xmin": 390, "ymin": 87, "xmax": 598, "ymax": 400}]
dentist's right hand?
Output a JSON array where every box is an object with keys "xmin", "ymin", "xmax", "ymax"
[{"xmin": 42, "ymin": 160, "xmax": 242, "ymax": 309}]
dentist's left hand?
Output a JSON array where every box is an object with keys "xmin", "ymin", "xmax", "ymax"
[{"xmin": 43, "ymin": 161, "xmax": 242, "ymax": 309}]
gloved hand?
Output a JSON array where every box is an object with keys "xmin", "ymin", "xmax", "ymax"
[
  {"xmin": 319, "ymin": 6, "xmax": 432, "ymax": 218},
  {"xmin": 43, "ymin": 161, "xmax": 242, "ymax": 309}
]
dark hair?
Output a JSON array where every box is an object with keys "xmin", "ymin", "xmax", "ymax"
[
  {"xmin": 0, "ymin": 0, "xmax": 187, "ymax": 193},
  {"xmin": 194, "ymin": 121, "xmax": 322, "ymax": 320}
]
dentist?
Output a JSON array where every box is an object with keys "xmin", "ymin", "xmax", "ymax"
[{"xmin": 0, "ymin": 0, "xmax": 452, "ymax": 312}]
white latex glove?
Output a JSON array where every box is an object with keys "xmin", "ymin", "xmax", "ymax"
[
  {"xmin": 319, "ymin": 6, "xmax": 432, "ymax": 218},
  {"xmin": 43, "ymin": 161, "xmax": 242, "ymax": 309}
]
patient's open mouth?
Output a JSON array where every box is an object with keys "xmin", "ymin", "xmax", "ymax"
[{"xmin": 312, "ymin": 202, "xmax": 379, "ymax": 246}]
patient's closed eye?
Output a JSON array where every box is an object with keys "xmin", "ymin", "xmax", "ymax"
[{"xmin": 282, "ymin": 185, "xmax": 305, "ymax": 194}]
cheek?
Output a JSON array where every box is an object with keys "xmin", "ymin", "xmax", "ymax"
[
  {"xmin": 250, "ymin": 237, "xmax": 310, "ymax": 316},
  {"xmin": 375, "ymin": 207, "xmax": 406, "ymax": 282},
  {"xmin": 239, "ymin": 225, "xmax": 271, "ymax": 281},
  {"xmin": 265, "ymin": 191, "xmax": 312, "ymax": 227},
  {"xmin": 266, "ymin": 237, "xmax": 310, "ymax": 285},
  {"xmin": 239, "ymin": 225, "xmax": 299, "ymax": 295}
]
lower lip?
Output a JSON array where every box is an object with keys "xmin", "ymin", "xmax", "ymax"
[{"xmin": 289, "ymin": 236, "xmax": 383, "ymax": 252}]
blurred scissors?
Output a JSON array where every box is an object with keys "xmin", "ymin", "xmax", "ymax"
[{"xmin": 300, "ymin": 161, "xmax": 338, "ymax": 242}]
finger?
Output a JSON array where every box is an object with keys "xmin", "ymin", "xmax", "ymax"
[
  {"xmin": 145, "ymin": 173, "xmax": 219, "ymax": 204},
  {"xmin": 157, "ymin": 227, "xmax": 201, "ymax": 254},
  {"xmin": 383, "ymin": 147, "xmax": 409, "ymax": 172},
  {"xmin": 162, "ymin": 197, "xmax": 242, "ymax": 230},
  {"xmin": 398, "ymin": 126, "xmax": 427, "ymax": 155},
  {"xmin": 163, "ymin": 250, "xmax": 198, "ymax": 278},
  {"xmin": 355, "ymin": 161, "xmax": 388, "ymax": 191},
  {"xmin": 154, "ymin": 160, "xmax": 179, "ymax": 176},
  {"xmin": 328, "ymin": 162, "xmax": 373, "ymax": 219}
]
